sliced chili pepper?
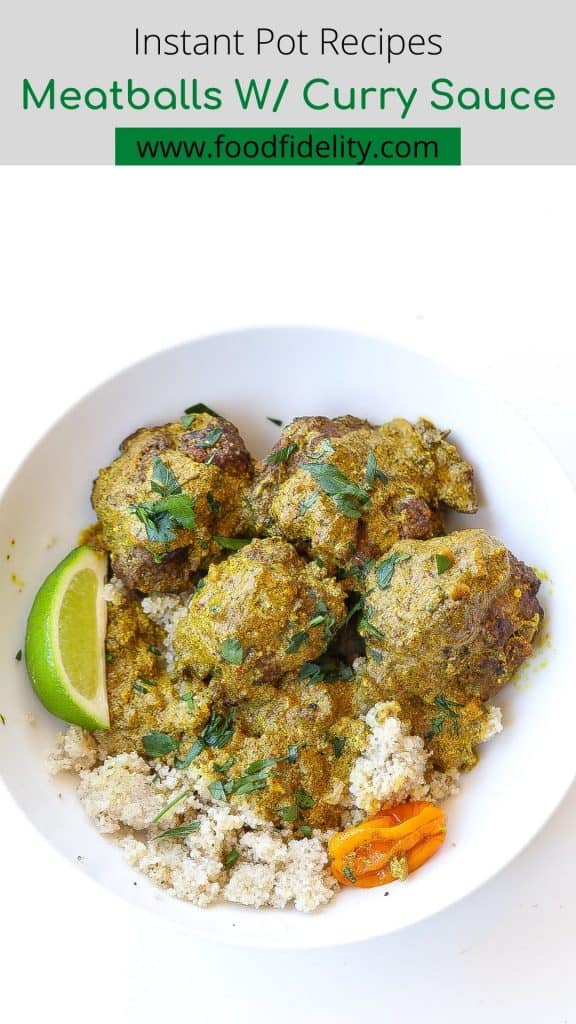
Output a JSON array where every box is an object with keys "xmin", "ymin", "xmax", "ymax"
[{"xmin": 328, "ymin": 801, "xmax": 446, "ymax": 889}]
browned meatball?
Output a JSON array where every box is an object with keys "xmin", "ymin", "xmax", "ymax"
[
  {"xmin": 249, "ymin": 415, "xmax": 477, "ymax": 572},
  {"xmin": 92, "ymin": 414, "xmax": 253, "ymax": 592},
  {"xmin": 361, "ymin": 529, "xmax": 543, "ymax": 702}
]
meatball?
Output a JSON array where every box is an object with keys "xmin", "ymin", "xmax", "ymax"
[
  {"xmin": 172, "ymin": 538, "xmax": 347, "ymax": 698},
  {"xmin": 360, "ymin": 529, "xmax": 542, "ymax": 701},
  {"xmin": 91, "ymin": 413, "xmax": 253, "ymax": 592},
  {"xmin": 249, "ymin": 415, "xmax": 477, "ymax": 572}
]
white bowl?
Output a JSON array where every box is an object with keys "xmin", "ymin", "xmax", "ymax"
[{"xmin": 1, "ymin": 327, "xmax": 575, "ymax": 949}]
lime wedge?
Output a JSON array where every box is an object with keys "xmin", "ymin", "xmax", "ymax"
[{"xmin": 25, "ymin": 546, "xmax": 110, "ymax": 730}]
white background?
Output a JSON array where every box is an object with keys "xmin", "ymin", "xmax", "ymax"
[{"xmin": 0, "ymin": 168, "xmax": 574, "ymax": 1023}]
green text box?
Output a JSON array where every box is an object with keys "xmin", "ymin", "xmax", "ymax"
[{"xmin": 115, "ymin": 127, "xmax": 461, "ymax": 165}]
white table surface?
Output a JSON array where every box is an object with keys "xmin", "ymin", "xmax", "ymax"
[{"xmin": 0, "ymin": 167, "xmax": 574, "ymax": 1023}]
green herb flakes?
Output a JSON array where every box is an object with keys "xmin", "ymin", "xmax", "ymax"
[
  {"xmin": 267, "ymin": 443, "xmax": 298, "ymax": 465},
  {"xmin": 329, "ymin": 736, "xmax": 347, "ymax": 758},
  {"xmin": 286, "ymin": 630, "xmax": 309, "ymax": 654},
  {"xmin": 183, "ymin": 402, "xmax": 220, "ymax": 418},
  {"xmin": 308, "ymin": 597, "xmax": 336, "ymax": 638},
  {"xmin": 15, "ymin": 649, "xmax": 22, "ymax": 662},
  {"xmin": 299, "ymin": 825, "xmax": 313, "ymax": 838},
  {"xmin": 197, "ymin": 425, "xmax": 223, "ymax": 449},
  {"xmin": 375, "ymin": 551, "xmax": 411, "ymax": 590},
  {"xmin": 294, "ymin": 788, "xmax": 315, "ymax": 809},
  {"xmin": 425, "ymin": 694, "xmax": 463, "ymax": 741},
  {"xmin": 147, "ymin": 645, "xmax": 161, "ymax": 656},
  {"xmin": 207, "ymin": 492, "xmax": 221, "ymax": 516},
  {"xmin": 365, "ymin": 451, "xmax": 389, "ymax": 488},
  {"xmin": 220, "ymin": 638, "xmax": 244, "ymax": 665},
  {"xmin": 358, "ymin": 618, "xmax": 386, "ymax": 640},
  {"xmin": 175, "ymin": 708, "xmax": 235, "ymax": 768},
  {"xmin": 150, "ymin": 788, "xmax": 191, "ymax": 823},
  {"xmin": 142, "ymin": 731, "xmax": 179, "ymax": 758},
  {"xmin": 299, "ymin": 656, "xmax": 353, "ymax": 685},
  {"xmin": 154, "ymin": 822, "xmax": 200, "ymax": 841},
  {"xmin": 129, "ymin": 457, "xmax": 196, "ymax": 545},
  {"xmin": 302, "ymin": 462, "xmax": 371, "ymax": 520},
  {"xmin": 299, "ymin": 490, "xmax": 320, "ymax": 514},
  {"xmin": 0, "ymin": 713, "xmax": 5, "ymax": 726},
  {"xmin": 214, "ymin": 535, "xmax": 251, "ymax": 551},
  {"xmin": 208, "ymin": 779, "xmax": 228, "ymax": 801},
  {"xmin": 279, "ymin": 804, "xmax": 298, "ymax": 823},
  {"xmin": 224, "ymin": 848, "xmax": 240, "ymax": 868},
  {"xmin": 435, "ymin": 553, "xmax": 452, "ymax": 575},
  {"xmin": 150, "ymin": 456, "xmax": 181, "ymax": 497},
  {"xmin": 266, "ymin": 417, "xmax": 283, "ymax": 427},
  {"xmin": 343, "ymin": 865, "xmax": 357, "ymax": 884}
]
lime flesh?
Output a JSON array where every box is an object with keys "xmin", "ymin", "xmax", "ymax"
[{"xmin": 25, "ymin": 546, "xmax": 110, "ymax": 730}]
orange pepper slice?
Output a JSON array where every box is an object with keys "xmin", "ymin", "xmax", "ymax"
[{"xmin": 328, "ymin": 801, "xmax": 446, "ymax": 889}]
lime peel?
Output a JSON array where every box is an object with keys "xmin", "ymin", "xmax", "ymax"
[{"xmin": 25, "ymin": 546, "xmax": 110, "ymax": 730}]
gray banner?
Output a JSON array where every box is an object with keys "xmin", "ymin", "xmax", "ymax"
[{"xmin": 1, "ymin": 0, "xmax": 574, "ymax": 164}]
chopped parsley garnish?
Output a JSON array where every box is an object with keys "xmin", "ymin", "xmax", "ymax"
[
  {"xmin": 147, "ymin": 645, "xmax": 161, "ymax": 656},
  {"xmin": 279, "ymin": 804, "xmax": 299, "ymax": 822},
  {"xmin": 365, "ymin": 451, "xmax": 389, "ymax": 488},
  {"xmin": 175, "ymin": 708, "xmax": 235, "ymax": 768},
  {"xmin": 302, "ymin": 462, "xmax": 371, "ymax": 520},
  {"xmin": 267, "ymin": 442, "xmax": 298, "ymax": 465},
  {"xmin": 129, "ymin": 456, "xmax": 196, "ymax": 545},
  {"xmin": 196, "ymin": 425, "xmax": 223, "ymax": 449},
  {"xmin": 213, "ymin": 756, "xmax": 235, "ymax": 774},
  {"xmin": 299, "ymin": 490, "xmax": 320, "ymax": 514},
  {"xmin": 153, "ymin": 822, "xmax": 200, "ymax": 841},
  {"xmin": 180, "ymin": 691, "xmax": 195, "ymax": 708},
  {"xmin": 133, "ymin": 681, "xmax": 150, "ymax": 695},
  {"xmin": 358, "ymin": 618, "xmax": 386, "ymax": 640},
  {"xmin": 0, "ymin": 713, "xmax": 5, "ymax": 726},
  {"xmin": 343, "ymin": 865, "xmax": 357, "ymax": 884},
  {"xmin": 299, "ymin": 656, "xmax": 353, "ymax": 685},
  {"xmin": 214, "ymin": 535, "xmax": 251, "ymax": 551},
  {"xmin": 341, "ymin": 593, "xmax": 364, "ymax": 628},
  {"xmin": 208, "ymin": 746, "xmax": 299, "ymax": 801},
  {"xmin": 294, "ymin": 788, "xmax": 315, "ymax": 809},
  {"xmin": 207, "ymin": 492, "xmax": 221, "ymax": 515},
  {"xmin": 224, "ymin": 848, "xmax": 240, "ymax": 868},
  {"xmin": 425, "ymin": 694, "xmax": 463, "ymax": 741},
  {"xmin": 368, "ymin": 648, "xmax": 383, "ymax": 663},
  {"xmin": 435, "ymin": 553, "xmax": 452, "ymax": 575},
  {"xmin": 299, "ymin": 825, "xmax": 313, "ymax": 838},
  {"xmin": 150, "ymin": 788, "xmax": 191, "ymax": 824},
  {"xmin": 150, "ymin": 457, "xmax": 181, "ymax": 496},
  {"xmin": 329, "ymin": 735, "xmax": 347, "ymax": 758},
  {"xmin": 220, "ymin": 638, "xmax": 244, "ymax": 665},
  {"xmin": 266, "ymin": 417, "xmax": 283, "ymax": 427},
  {"xmin": 304, "ymin": 439, "xmax": 335, "ymax": 462},
  {"xmin": 195, "ymin": 577, "xmax": 206, "ymax": 591},
  {"xmin": 308, "ymin": 597, "xmax": 336, "ymax": 638},
  {"xmin": 286, "ymin": 630, "xmax": 309, "ymax": 654},
  {"xmin": 208, "ymin": 779, "xmax": 228, "ymax": 801},
  {"xmin": 142, "ymin": 731, "xmax": 179, "ymax": 757},
  {"xmin": 182, "ymin": 402, "xmax": 220, "ymax": 420},
  {"xmin": 375, "ymin": 551, "xmax": 411, "ymax": 590},
  {"xmin": 15, "ymin": 649, "xmax": 22, "ymax": 662}
]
